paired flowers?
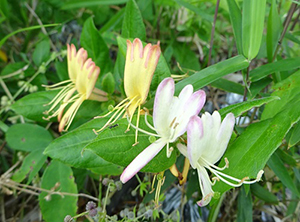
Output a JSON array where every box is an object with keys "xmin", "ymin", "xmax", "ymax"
[
  {"xmin": 44, "ymin": 44, "xmax": 108, "ymax": 132},
  {"xmin": 120, "ymin": 78, "xmax": 263, "ymax": 206}
]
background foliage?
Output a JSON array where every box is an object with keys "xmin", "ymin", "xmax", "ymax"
[{"xmin": 1, "ymin": 0, "xmax": 300, "ymax": 221}]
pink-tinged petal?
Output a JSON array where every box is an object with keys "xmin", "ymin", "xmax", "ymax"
[
  {"xmin": 124, "ymin": 38, "xmax": 161, "ymax": 106},
  {"xmin": 178, "ymin": 84, "xmax": 193, "ymax": 101},
  {"xmin": 120, "ymin": 138, "xmax": 166, "ymax": 183},
  {"xmin": 173, "ymin": 90, "xmax": 206, "ymax": 138},
  {"xmin": 153, "ymin": 78, "xmax": 175, "ymax": 132},
  {"xmin": 187, "ymin": 116, "xmax": 204, "ymax": 169},
  {"xmin": 196, "ymin": 166, "xmax": 214, "ymax": 207}
]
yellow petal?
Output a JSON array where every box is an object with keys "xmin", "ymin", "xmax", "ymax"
[
  {"xmin": 67, "ymin": 44, "xmax": 88, "ymax": 83},
  {"xmin": 124, "ymin": 38, "xmax": 161, "ymax": 106}
]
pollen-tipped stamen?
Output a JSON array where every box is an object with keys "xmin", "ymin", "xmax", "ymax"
[{"xmin": 207, "ymin": 165, "xmax": 263, "ymax": 188}]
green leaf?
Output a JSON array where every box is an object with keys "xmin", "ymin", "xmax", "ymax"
[
  {"xmin": 175, "ymin": 55, "xmax": 249, "ymax": 94},
  {"xmin": 250, "ymin": 183, "xmax": 278, "ymax": 204},
  {"xmin": 212, "ymin": 95, "xmax": 300, "ymax": 199},
  {"xmin": 210, "ymin": 78, "xmax": 244, "ymax": 95},
  {"xmin": 267, "ymin": 152, "xmax": 300, "ymax": 197},
  {"xmin": 39, "ymin": 161, "xmax": 78, "ymax": 222},
  {"xmin": 0, "ymin": 24, "xmax": 59, "ymax": 48},
  {"xmin": 262, "ymin": 70, "xmax": 300, "ymax": 119},
  {"xmin": 101, "ymin": 72, "xmax": 115, "ymax": 94},
  {"xmin": 44, "ymin": 118, "xmax": 123, "ymax": 174},
  {"xmin": 6, "ymin": 123, "xmax": 52, "ymax": 151},
  {"xmin": 266, "ymin": 0, "xmax": 281, "ymax": 62},
  {"xmin": 237, "ymin": 186, "xmax": 253, "ymax": 222},
  {"xmin": 289, "ymin": 121, "xmax": 300, "ymax": 147},
  {"xmin": 242, "ymin": 0, "xmax": 266, "ymax": 60},
  {"xmin": 99, "ymin": 8, "xmax": 125, "ymax": 34},
  {"xmin": 12, "ymin": 149, "xmax": 47, "ymax": 183},
  {"xmin": 249, "ymin": 57, "xmax": 300, "ymax": 82},
  {"xmin": 85, "ymin": 116, "xmax": 176, "ymax": 173},
  {"xmin": 33, "ymin": 39, "xmax": 50, "ymax": 66},
  {"xmin": 11, "ymin": 90, "xmax": 57, "ymax": 122},
  {"xmin": 173, "ymin": 0, "xmax": 213, "ymax": 22},
  {"xmin": 61, "ymin": 0, "xmax": 128, "ymax": 9},
  {"xmin": 81, "ymin": 17, "xmax": 112, "ymax": 74},
  {"xmin": 226, "ymin": 0, "xmax": 243, "ymax": 54},
  {"xmin": 218, "ymin": 96, "xmax": 280, "ymax": 118},
  {"xmin": 121, "ymin": 0, "xmax": 146, "ymax": 40},
  {"xmin": 248, "ymin": 77, "xmax": 272, "ymax": 99},
  {"xmin": 172, "ymin": 43, "xmax": 200, "ymax": 71}
]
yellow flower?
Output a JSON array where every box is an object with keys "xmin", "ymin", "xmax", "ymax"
[
  {"xmin": 44, "ymin": 44, "xmax": 108, "ymax": 132},
  {"xmin": 95, "ymin": 38, "xmax": 161, "ymax": 144}
]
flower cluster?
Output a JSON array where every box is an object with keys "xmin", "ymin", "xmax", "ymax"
[{"xmin": 44, "ymin": 38, "xmax": 263, "ymax": 207}]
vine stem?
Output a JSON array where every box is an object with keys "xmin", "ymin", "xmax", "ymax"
[
  {"xmin": 208, "ymin": 0, "xmax": 221, "ymax": 66},
  {"xmin": 272, "ymin": 2, "xmax": 298, "ymax": 62}
]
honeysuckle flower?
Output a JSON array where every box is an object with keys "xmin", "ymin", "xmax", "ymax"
[
  {"xmin": 94, "ymin": 38, "xmax": 161, "ymax": 144},
  {"xmin": 177, "ymin": 112, "xmax": 264, "ymax": 207},
  {"xmin": 44, "ymin": 44, "xmax": 108, "ymax": 132},
  {"xmin": 120, "ymin": 77, "xmax": 206, "ymax": 183}
]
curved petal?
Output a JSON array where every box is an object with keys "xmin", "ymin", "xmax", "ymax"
[
  {"xmin": 120, "ymin": 138, "xmax": 166, "ymax": 183},
  {"xmin": 153, "ymin": 78, "xmax": 174, "ymax": 134},
  {"xmin": 176, "ymin": 143, "xmax": 188, "ymax": 157},
  {"xmin": 124, "ymin": 38, "xmax": 161, "ymax": 104},
  {"xmin": 187, "ymin": 116, "xmax": 204, "ymax": 169},
  {"xmin": 196, "ymin": 166, "xmax": 214, "ymax": 207},
  {"xmin": 213, "ymin": 112, "xmax": 235, "ymax": 163},
  {"xmin": 173, "ymin": 89, "xmax": 206, "ymax": 139}
]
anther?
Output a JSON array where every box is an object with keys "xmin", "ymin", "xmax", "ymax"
[{"xmin": 169, "ymin": 117, "xmax": 177, "ymax": 128}]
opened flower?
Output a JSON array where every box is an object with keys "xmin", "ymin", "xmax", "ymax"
[
  {"xmin": 95, "ymin": 38, "xmax": 161, "ymax": 144},
  {"xmin": 44, "ymin": 44, "xmax": 108, "ymax": 132},
  {"xmin": 177, "ymin": 112, "xmax": 264, "ymax": 207},
  {"xmin": 120, "ymin": 77, "xmax": 206, "ymax": 183}
]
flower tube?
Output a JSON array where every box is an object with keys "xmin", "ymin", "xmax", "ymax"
[{"xmin": 44, "ymin": 44, "xmax": 108, "ymax": 132}]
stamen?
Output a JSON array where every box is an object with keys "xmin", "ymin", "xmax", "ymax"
[
  {"xmin": 173, "ymin": 122, "xmax": 179, "ymax": 129},
  {"xmin": 207, "ymin": 166, "xmax": 260, "ymax": 187},
  {"xmin": 201, "ymin": 157, "xmax": 229, "ymax": 171},
  {"xmin": 166, "ymin": 143, "xmax": 174, "ymax": 158},
  {"xmin": 42, "ymin": 79, "xmax": 72, "ymax": 88},
  {"xmin": 132, "ymin": 103, "xmax": 142, "ymax": 146},
  {"xmin": 144, "ymin": 112, "xmax": 156, "ymax": 131},
  {"xmin": 169, "ymin": 117, "xmax": 177, "ymax": 128},
  {"xmin": 126, "ymin": 115, "xmax": 160, "ymax": 137}
]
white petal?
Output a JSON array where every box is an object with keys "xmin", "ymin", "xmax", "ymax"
[
  {"xmin": 120, "ymin": 138, "xmax": 166, "ymax": 183},
  {"xmin": 153, "ymin": 78, "xmax": 174, "ymax": 133},
  {"xmin": 176, "ymin": 143, "xmax": 188, "ymax": 157},
  {"xmin": 214, "ymin": 112, "xmax": 235, "ymax": 162},
  {"xmin": 173, "ymin": 90, "xmax": 206, "ymax": 138},
  {"xmin": 196, "ymin": 165, "xmax": 214, "ymax": 207},
  {"xmin": 187, "ymin": 116, "xmax": 204, "ymax": 169}
]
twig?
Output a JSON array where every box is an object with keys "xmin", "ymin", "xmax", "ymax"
[
  {"xmin": 208, "ymin": 0, "xmax": 220, "ymax": 66},
  {"xmin": 243, "ymin": 65, "xmax": 251, "ymax": 101},
  {"xmin": 0, "ymin": 195, "xmax": 5, "ymax": 222},
  {"xmin": 0, "ymin": 78, "xmax": 14, "ymax": 101},
  {"xmin": 24, "ymin": 2, "xmax": 62, "ymax": 61},
  {"xmin": 1, "ymin": 64, "xmax": 29, "ymax": 79},
  {"xmin": 272, "ymin": 2, "xmax": 298, "ymax": 62},
  {"xmin": 0, "ymin": 178, "xmax": 99, "ymax": 202}
]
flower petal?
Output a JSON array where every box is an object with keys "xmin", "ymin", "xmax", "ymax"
[
  {"xmin": 196, "ymin": 166, "xmax": 214, "ymax": 207},
  {"xmin": 176, "ymin": 143, "xmax": 188, "ymax": 157},
  {"xmin": 187, "ymin": 115, "xmax": 204, "ymax": 169},
  {"xmin": 120, "ymin": 138, "xmax": 166, "ymax": 183},
  {"xmin": 124, "ymin": 38, "xmax": 161, "ymax": 105},
  {"xmin": 201, "ymin": 112, "xmax": 235, "ymax": 164},
  {"xmin": 153, "ymin": 78, "xmax": 175, "ymax": 134},
  {"xmin": 173, "ymin": 89, "xmax": 206, "ymax": 139}
]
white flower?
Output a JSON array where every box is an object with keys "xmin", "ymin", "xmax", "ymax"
[
  {"xmin": 177, "ymin": 112, "xmax": 264, "ymax": 207},
  {"xmin": 120, "ymin": 77, "xmax": 206, "ymax": 183}
]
